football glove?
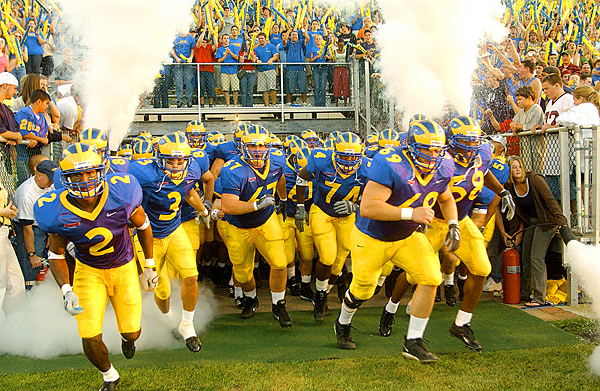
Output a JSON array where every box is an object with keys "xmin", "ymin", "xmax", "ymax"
[
  {"xmin": 333, "ymin": 200, "xmax": 357, "ymax": 216},
  {"xmin": 142, "ymin": 267, "xmax": 159, "ymax": 292},
  {"xmin": 276, "ymin": 198, "xmax": 287, "ymax": 219},
  {"xmin": 295, "ymin": 204, "xmax": 309, "ymax": 232},
  {"xmin": 63, "ymin": 290, "xmax": 83, "ymax": 316},
  {"xmin": 499, "ymin": 190, "xmax": 515, "ymax": 220},
  {"xmin": 202, "ymin": 199, "xmax": 213, "ymax": 211},
  {"xmin": 254, "ymin": 194, "xmax": 275, "ymax": 211},
  {"xmin": 444, "ymin": 220, "xmax": 461, "ymax": 252}
]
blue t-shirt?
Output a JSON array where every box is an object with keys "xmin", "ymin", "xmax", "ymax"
[
  {"xmin": 24, "ymin": 31, "xmax": 43, "ymax": 55},
  {"xmin": 35, "ymin": 173, "xmax": 142, "ymax": 269},
  {"xmin": 15, "ymin": 106, "xmax": 48, "ymax": 139},
  {"xmin": 221, "ymin": 149, "xmax": 286, "ymax": 228},
  {"xmin": 308, "ymin": 43, "xmax": 327, "ymax": 64},
  {"xmin": 173, "ymin": 34, "xmax": 196, "ymax": 62},
  {"xmin": 254, "ymin": 43, "xmax": 278, "ymax": 71},
  {"xmin": 215, "ymin": 45, "xmax": 239, "ymax": 74},
  {"xmin": 284, "ymin": 39, "xmax": 306, "ymax": 70},
  {"xmin": 229, "ymin": 36, "xmax": 244, "ymax": 54},
  {"xmin": 270, "ymin": 34, "xmax": 282, "ymax": 48},
  {"xmin": 181, "ymin": 148, "xmax": 211, "ymax": 223},
  {"xmin": 351, "ymin": 15, "xmax": 363, "ymax": 31},
  {"xmin": 356, "ymin": 147, "xmax": 455, "ymax": 242}
]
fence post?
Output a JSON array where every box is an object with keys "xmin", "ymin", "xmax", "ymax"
[
  {"xmin": 593, "ymin": 126, "xmax": 600, "ymax": 246},
  {"xmin": 560, "ymin": 127, "xmax": 578, "ymax": 306},
  {"xmin": 352, "ymin": 59, "xmax": 360, "ymax": 133},
  {"xmin": 573, "ymin": 126, "xmax": 583, "ymax": 233},
  {"xmin": 364, "ymin": 61, "xmax": 371, "ymax": 139},
  {"xmin": 584, "ymin": 137, "xmax": 592, "ymax": 233},
  {"xmin": 280, "ymin": 62, "xmax": 284, "ymax": 123},
  {"xmin": 196, "ymin": 63, "xmax": 202, "ymax": 121}
]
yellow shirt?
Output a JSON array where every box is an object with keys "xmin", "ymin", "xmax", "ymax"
[{"xmin": 0, "ymin": 185, "xmax": 10, "ymax": 226}]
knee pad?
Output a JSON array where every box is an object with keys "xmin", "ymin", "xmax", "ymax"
[{"xmin": 343, "ymin": 290, "xmax": 366, "ymax": 310}]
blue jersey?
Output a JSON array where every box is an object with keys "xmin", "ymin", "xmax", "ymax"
[
  {"xmin": 474, "ymin": 155, "xmax": 510, "ymax": 207},
  {"xmin": 221, "ymin": 150, "xmax": 286, "ymax": 229},
  {"xmin": 214, "ymin": 177, "xmax": 223, "ymax": 198},
  {"xmin": 283, "ymin": 156, "xmax": 313, "ymax": 216},
  {"xmin": 34, "ymin": 174, "xmax": 142, "ymax": 269},
  {"xmin": 54, "ymin": 156, "xmax": 130, "ymax": 189},
  {"xmin": 215, "ymin": 45, "xmax": 239, "ymax": 74},
  {"xmin": 434, "ymin": 143, "xmax": 493, "ymax": 220},
  {"xmin": 214, "ymin": 140, "xmax": 240, "ymax": 163},
  {"xmin": 181, "ymin": 148, "xmax": 210, "ymax": 223},
  {"xmin": 15, "ymin": 106, "xmax": 48, "ymax": 139},
  {"xmin": 128, "ymin": 159, "xmax": 202, "ymax": 239},
  {"xmin": 356, "ymin": 147, "xmax": 455, "ymax": 242},
  {"xmin": 365, "ymin": 145, "xmax": 379, "ymax": 159},
  {"xmin": 202, "ymin": 141, "xmax": 218, "ymax": 164},
  {"xmin": 305, "ymin": 148, "xmax": 370, "ymax": 218}
]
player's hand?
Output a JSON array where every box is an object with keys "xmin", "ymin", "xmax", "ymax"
[
  {"xmin": 295, "ymin": 204, "xmax": 308, "ymax": 232},
  {"xmin": 411, "ymin": 206, "xmax": 434, "ymax": 225},
  {"xmin": 444, "ymin": 220, "xmax": 461, "ymax": 252},
  {"xmin": 276, "ymin": 198, "xmax": 287, "ymax": 218},
  {"xmin": 63, "ymin": 290, "xmax": 83, "ymax": 316},
  {"xmin": 197, "ymin": 209, "xmax": 211, "ymax": 228},
  {"xmin": 142, "ymin": 267, "xmax": 158, "ymax": 292},
  {"xmin": 254, "ymin": 194, "xmax": 275, "ymax": 211},
  {"xmin": 333, "ymin": 200, "xmax": 357, "ymax": 216},
  {"xmin": 499, "ymin": 189, "xmax": 515, "ymax": 220}
]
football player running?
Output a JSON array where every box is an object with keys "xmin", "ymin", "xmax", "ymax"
[
  {"xmin": 295, "ymin": 132, "xmax": 370, "ymax": 323},
  {"xmin": 35, "ymin": 144, "xmax": 156, "ymax": 391},
  {"xmin": 220, "ymin": 125, "xmax": 293, "ymax": 327},
  {"xmin": 128, "ymin": 133, "xmax": 210, "ymax": 353},
  {"xmin": 333, "ymin": 120, "xmax": 458, "ymax": 364}
]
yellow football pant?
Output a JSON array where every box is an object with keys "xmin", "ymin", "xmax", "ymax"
[
  {"xmin": 73, "ymin": 259, "xmax": 141, "ymax": 339},
  {"xmin": 182, "ymin": 218, "xmax": 206, "ymax": 251},
  {"xmin": 280, "ymin": 215, "xmax": 314, "ymax": 264},
  {"xmin": 223, "ymin": 213, "xmax": 287, "ymax": 284},
  {"xmin": 425, "ymin": 217, "xmax": 491, "ymax": 277},
  {"xmin": 309, "ymin": 205, "xmax": 353, "ymax": 276},
  {"xmin": 349, "ymin": 227, "xmax": 442, "ymax": 301}
]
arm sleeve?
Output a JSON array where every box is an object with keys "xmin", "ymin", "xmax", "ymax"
[
  {"xmin": 532, "ymin": 174, "xmax": 568, "ymax": 225},
  {"xmin": 220, "ymin": 164, "xmax": 241, "ymax": 196},
  {"xmin": 368, "ymin": 152, "xmax": 394, "ymax": 188}
]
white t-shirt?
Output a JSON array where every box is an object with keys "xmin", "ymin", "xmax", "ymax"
[
  {"xmin": 14, "ymin": 176, "xmax": 52, "ymax": 226},
  {"xmin": 57, "ymin": 96, "xmax": 78, "ymax": 131},
  {"xmin": 557, "ymin": 102, "xmax": 600, "ymax": 172},
  {"xmin": 544, "ymin": 93, "xmax": 574, "ymax": 175}
]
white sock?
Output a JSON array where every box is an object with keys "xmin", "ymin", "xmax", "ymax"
[
  {"xmin": 406, "ymin": 315, "xmax": 429, "ymax": 340},
  {"xmin": 326, "ymin": 284, "xmax": 334, "ymax": 294},
  {"xmin": 345, "ymin": 257, "xmax": 352, "ymax": 273},
  {"xmin": 234, "ymin": 286, "xmax": 243, "ymax": 298},
  {"xmin": 315, "ymin": 278, "xmax": 328, "ymax": 292},
  {"xmin": 301, "ymin": 275, "xmax": 311, "ymax": 284},
  {"xmin": 229, "ymin": 275, "xmax": 234, "ymax": 285},
  {"xmin": 178, "ymin": 320, "xmax": 196, "ymax": 339},
  {"xmin": 458, "ymin": 274, "xmax": 467, "ymax": 281},
  {"xmin": 244, "ymin": 289, "xmax": 257, "ymax": 298},
  {"xmin": 101, "ymin": 365, "xmax": 119, "ymax": 382},
  {"xmin": 385, "ymin": 298, "xmax": 399, "ymax": 314},
  {"xmin": 182, "ymin": 309, "xmax": 194, "ymax": 323},
  {"xmin": 287, "ymin": 267, "xmax": 295, "ymax": 279},
  {"xmin": 442, "ymin": 272, "xmax": 454, "ymax": 286},
  {"xmin": 271, "ymin": 290, "xmax": 285, "ymax": 304},
  {"xmin": 377, "ymin": 276, "xmax": 386, "ymax": 286},
  {"xmin": 455, "ymin": 310, "xmax": 473, "ymax": 327},
  {"xmin": 218, "ymin": 261, "xmax": 226, "ymax": 268},
  {"xmin": 338, "ymin": 302, "xmax": 356, "ymax": 325}
]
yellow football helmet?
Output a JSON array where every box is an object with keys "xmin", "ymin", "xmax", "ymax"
[
  {"xmin": 378, "ymin": 129, "xmax": 400, "ymax": 149},
  {"xmin": 235, "ymin": 124, "xmax": 254, "ymax": 151},
  {"xmin": 288, "ymin": 138, "xmax": 308, "ymax": 156},
  {"xmin": 446, "ymin": 115, "xmax": 482, "ymax": 164},
  {"xmin": 301, "ymin": 129, "xmax": 321, "ymax": 149},
  {"xmin": 60, "ymin": 143, "xmax": 106, "ymax": 199},
  {"xmin": 407, "ymin": 120, "xmax": 446, "ymax": 175},
  {"xmin": 207, "ymin": 130, "xmax": 225, "ymax": 145},
  {"xmin": 283, "ymin": 135, "xmax": 302, "ymax": 155},
  {"xmin": 80, "ymin": 128, "xmax": 109, "ymax": 161},
  {"xmin": 323, "ymin": 139, "xmax": 335, "ymax": 150},
  {"xmin": 409, "ymin": 113, "xmax": 429, "ymax": 128},
  {"xmin": 138, "ymin": 131, "xmax": 152, "ymax": 139},
  {"xmin": 327, "ymin": 130, "xmax": 342, "ymax": 140},
  {"xmin": 366, "ymin": 132, "xmax": 379, "ymax": 148},
  {"xmin": 156, "ymin": 132, "xmax": 192, "ymax": 179},
  {"xmin": 117, "ymin": 144, "xmax": 133, "ymax": 157},
  {"xmin": 241, "ymin": 125, "xmax": 271, "ymax": 169},
  {"xmin": 186, "ymin": 120, "xmax": 207, "ymax": 148},
  {"xmin": 294, "ymin": 147, "xmax": 312, "ymax": 171},
  {"xmin": 132, "ymin": 140, "xmax": 154, "ymax": 160},
  {"xmin": 270, "ymin": 133, "xmax": 282, "ymax": 150},
  {"xmin": 334, "ymin": 132, "xmax": 363, "ymax": 174}
]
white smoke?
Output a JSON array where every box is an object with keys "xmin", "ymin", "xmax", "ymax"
[
  {"xmin": 0, "ymin": 279, "xmax": 217, "ymax": 359},
  {"xmin": 376, "ymin": 0, "xmax": 506, "ymax": 126},
  {"xmin": 565, "ymin": 241, "xmax": 600, "ymax": 375},
  {"xmin": 59, "ymin": 0, "xmax": 195, "ymax": 150}
]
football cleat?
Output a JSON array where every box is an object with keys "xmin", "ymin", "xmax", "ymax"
[
  {"xmin": 99, "ymin": 378, "xmax": 120, "ymax": 391},
  {"xmin": 379, "ymin": 308, "xmax": 396, "ymax": 337},
  {"xmin": 234, "ymin": 296, "xmax": 244, "ymax": 308},
  {"xmin": 435, "ymin": 285, "xmax": 442, "ymax": 302},
  {"xmin": 184, "ymin": 336, "xmax": 202, "ymax": 353},
  {"xmin": 334, "ymin": 318, "xmax": 356, "ymax": 350},
  {"xmin": 402, "ymin": 337, "xmax": 439, "ymax": 363},
  {"xmin": 299, "ymin": 282, "xmax": 314, "ymax": 303},
  {"xmin": 121, "ymin": 338, "xmax": 136, "ymax": 359},
  {"xmin": 313, "ymin": 290, "xmax": 328, "ymax": 323},
  {"xmin": 444, "ymin": 284, "xmax": 457, "ymax": 307},
  {"xmin": 241, "ymin": 296, "xmax": 259, "ymax": 319},
  {"xmin": 450, "ymin": 323, "xmax": 483, "ymax": 351},
  {"xmin": 287, "ymin": 276, "xmax": 301, "ymax": 296},
  {"xmin": 272, "ymin": 299, "xmax": 293, "ymax": 328}
]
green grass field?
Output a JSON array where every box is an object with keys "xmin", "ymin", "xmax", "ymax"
[{"xmin": 1, "ymin": 302, "xmax": 599, "ymax": 390}]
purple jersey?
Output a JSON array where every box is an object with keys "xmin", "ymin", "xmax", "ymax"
[
  {"xmin": 356, "ymin": 147, "xmax": 455, "ymax": 242},
  {"xmin": 180, "ymin": 148, "xmax": 210, "ymax": 223},
  {"xmin": 34, "ymin": 174, "xmax": 142, "ymax": 269}
]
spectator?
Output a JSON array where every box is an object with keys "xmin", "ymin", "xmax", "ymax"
[
  {"xmin": 308, "ymin": 35, "xmax": 331, "ymax": 107},
  {"xmin": 152, "ymin": 65, "xmax": 170, "ymax": 108},
  {"xmin": 54, "ymin": 48, "xmax": 76, "ymax": 86},
  {"xmin": 0, "ymin": 180, "xmax": 24, "ymax": 315},
  {"xmin": 229, "ymin": 26, "xmax": 244, "ymax": 54},
  {"xmin": 53, "ymin": 20, "xmax": 72, "ymax": 56},
  {"xmin": 333, "ymin": 38, "xmax": 350, "ymax": 106},
  {"xmin": 282, "ymin": 29, "xmax": 308, "ymax": 104},
  {"xmin": 349, "ymin": 12, "xmax": 363, "ymax": 35},
  {"xmin": 0, "ymin": 38, "xmax": 9, "ymax": 72},
  {"xmin": 7, "ymin": 28, "xmax": 28, "ymax": 91},
  {"xmin": 305, "ymin": 20, "xmax": 323, "ymax": 51},
  {"xmin": 195, "ymin": 30, "xmax": 217, "ymax": 108},
  {"xmin": 474, "ymin": 50, "xmax": 512, "ymax": 133},
  {"xmin": 40, "ymin": 32, "xmax": 55, "ymax": 78},
  {"xmin": 556, "ymin": 85, "xmax": 600, "ymax": 139},
  {"xmin": 337, "ymin": 23, "xmax": 357, "ymax": 59},
  {"xmin": 580, "ymin": 74, "xmax": 593, "ymax": 87},
  {"xmin": 253, "ymin": 32, "xmax": 279, "ymax": 106},
  {"xmin": 23, "ymin": 19, "xmax": 44, "ymax": 74},
  {"xmin": 517, "ymin": 59, "xmax": 542, "ymax": 104},
  {"xmin": 238, "ymin": 45, "xmax": 256, "ymax": 107},
  {"xmin": 13, "ymin": 157, "xmax": 56, "ymax": 290},
  {"xmin": 0, "ymin": 72, "xmax": 22, "ymax": 146},
  {"xmin": 218, "ymin": 6, "xmax": 236, "ymax": 37},
  {"xmin": 57, "ymin": 85, "xmax": 82, "ymax": 135},
  {"xmin": 215, "ymin": 34, "xmax": 240, "ymax": 106},
  {"xmin": 171, "ymin": 29, "xmax": 196, "ymax": 108},
  {"xmin": 357, "ymin": 17, "xmax": 372, "ymax": 41},
  {"xmin": 558, "ymin": 50, "xmax": 581, "ymax": 76},
  {"xmin": 269, "ymin": 24, "xmax": 282, "ymax": 48}
]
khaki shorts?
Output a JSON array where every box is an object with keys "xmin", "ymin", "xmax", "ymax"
[
  {"xmin": 221, "ymin": 73, "xmax": 240, "ymax": 92},
  {"xmin": 257, "ymin": 69, "xmax": 276, "ymax": 92}
]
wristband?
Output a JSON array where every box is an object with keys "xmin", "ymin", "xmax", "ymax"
[
  {"xmin": 280, "ymin": 198, "xmax": 287, "ymax": 202},
  {"xmin": 400, "ymin": 208, "xmax": 413, "ymax": 220},
  {"xmin": 145, "ymin": 258, "xmax": 155, "ymax": 268},
  {"xmin": 61, "ymin": 284, "xmax": 73, "ymax": 296},
  {"xmin": 138, "ymin": 215, "xmax": 150, "ymax": 231},
  {"xmin": 448, "ymin": 219, "xmax": 459, "ymax": 226},
  {"xmin": 48, "ymin": 250, "xmax": 65, "ymax": 260},
  {"xmin": 296, "ymin": 176, "xmax": 308, "ymax": 186}
]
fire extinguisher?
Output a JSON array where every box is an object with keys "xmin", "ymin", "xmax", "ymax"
[
  {"xmin": 502, "ymin": 247, "xmax": 521, "ymax": 304},
  {"xmin": 35, "ymin": 259, "xmax": 49, "ymax": 283}
]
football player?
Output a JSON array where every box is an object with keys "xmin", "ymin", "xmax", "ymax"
[
  {"xmin": 117, "ymin": 144, "xmax": 133, "ymax": 159},
  {"xmin": 128, "ymin": 133, "xmax": 210, "ymax": 353},
  {"xmin": 366, "ymin": 128, "xmax": 400, "ymax": 158},
  {"xmin": 295, "ymin": 132, "xmax": 370, "ymax": 323},
  {"xmin": 210, "ymin": 124, "xmax": 248, "ymax": 179},
  {"xmin": 186, "ymin": 120, "xmax": 219, "ymax": 165},
  {"xmin": 35, "ymin": 143, "xmax": 157, "ymax": 391},
  {"xmin": 132, "ymin": 140, "xmax": 154, "ymax": 161},
  {"xmin": 300, "ymin": 129, "xmax": 322, "ymax": 149},
  {"xmin": 334, "ymin": 120, "xmax": 458, "ymax": 364},
  {"xmin": 220, "ymin": 125, "xmax": 292, "ymax": 327}
]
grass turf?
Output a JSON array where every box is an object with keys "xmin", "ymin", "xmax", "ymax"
[{"xmin": 0, "ymin": 300, "xmax": 584, "ymax": 375}]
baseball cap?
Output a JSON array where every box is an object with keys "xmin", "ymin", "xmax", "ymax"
[
  {"xmin": 36, "ymin": 159, "xmax": 58, "ymax": 179},
  {"xmin": 490, "ymin": 135, "xmax": 507, "ymax": 150},
  {"xmin": 561, "ymin": 50, "xmax": 572, "ymax": 56},
  {"xmin": 0, "ymin": 72, "xmax": 18, "ymax": 86},
  {"xmin": 542, "ymin": 66, "xmax": 560, "ymax": 75}
]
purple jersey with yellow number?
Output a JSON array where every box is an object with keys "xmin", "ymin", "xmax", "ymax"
[
  {"xmin": 434, "ymin": 143, "xmax": 493, "ymax": 220},
  {"xmin": 34, "ymin": 173, "xmax": 142, "ymax": 269},
  {"xmin": 180, "ymin": 148, "xmax": 210, "ymax": 223},
  {"xmin": 356, "ymin": 147, "xmax": 455, "ymax": 242}
]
